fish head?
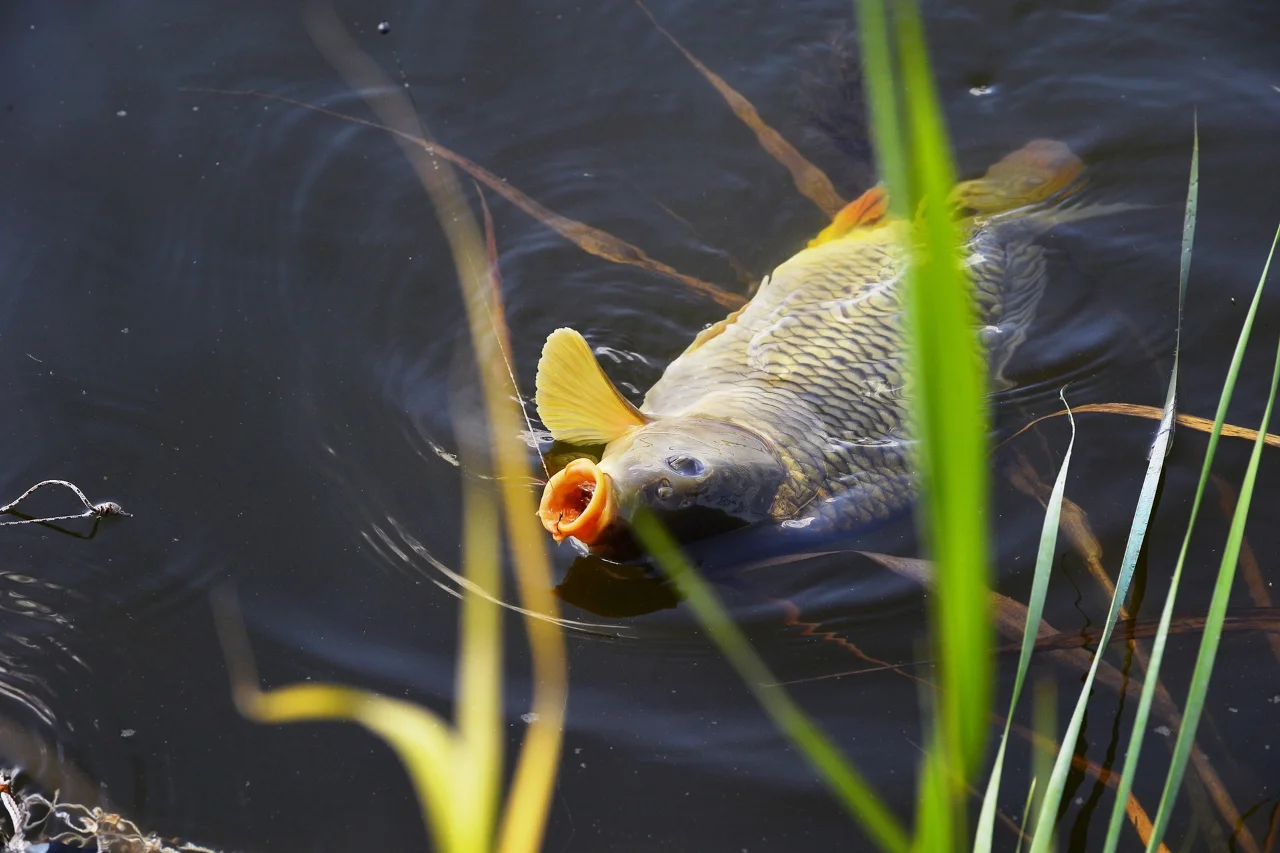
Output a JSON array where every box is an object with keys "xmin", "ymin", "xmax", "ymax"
[
  {"xmin": 533, "ymin": 326, "xmax": 786, "ymax": 551},
  {"xmin": 538, "ymin": 418, "xmax": 786, "ymax": 551}
]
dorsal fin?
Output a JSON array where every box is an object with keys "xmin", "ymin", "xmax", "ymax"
[
  {"xmin": 950, "ymin": 139, "xmax": 1085, "ymax": 215},
  {"xmin": 535, "ymin": 328, "xmax": 650, "ymax": 445},
  {"xmin": 681, "ymin": 302, "xmax": 750, "ymax": 356},
  {"xmin": 808, "ymin": 185, "xmax": 891, "ymax": 248}
]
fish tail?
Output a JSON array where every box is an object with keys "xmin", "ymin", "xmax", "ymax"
[{"xmin": 952, "ymin": 139, "xmax": 1085, "ymax": 216}]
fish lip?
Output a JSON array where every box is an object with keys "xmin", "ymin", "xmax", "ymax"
[{"xmin": 538, "ymin": 458, "xmax": 617, "ymax": 545}]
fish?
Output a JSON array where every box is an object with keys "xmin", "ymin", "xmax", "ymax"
[{"xmin": 534, "ymin": 139, "xmax": 1091, "ymax": 555}]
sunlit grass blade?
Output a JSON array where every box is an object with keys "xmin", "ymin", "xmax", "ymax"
[
  {"xmin": 857, "ymin": 0, "xmax": 993, "ymax": 842},
  {"xmin": 1027, "ymin": 119, "xmax": 1199, "ymax": 853},
  {"xmin": 974, "ymin": 394, "xmax": 1075, "ymax": 852},
  {"xmin": 1142, "ymin": 222, "xmax": 1280, "ymax": 852},
  {"xmin": 632, "ymin": 513, "xmax": 911, "ymax": 853}
]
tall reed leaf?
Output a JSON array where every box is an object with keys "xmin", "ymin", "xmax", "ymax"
[
  {"xmin": 856, "ymin": 0, "xmax": 993, "ymax": 840},
  {"xmin": 1097, "ymin": 124, "xmax": 1211, "ymax": 853},
  {"xmin": 1027, "ymin": 121, "xmax": 1199, "ymax": 853},
  {"xmin": 974, "ymin": 394, "xmax": 1075, "ymax": 852},
  {"xmin": 632, "ymin": 513, "xmax": 911, "ymax": 853},
  {"xmin": 1142, "ymin": 223, "xmax": 1280, "ymax": 852}
]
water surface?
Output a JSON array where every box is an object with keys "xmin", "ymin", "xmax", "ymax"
[{"xmin": 2, "ymin": 0, "xmax": 1280, "ymax": 849}]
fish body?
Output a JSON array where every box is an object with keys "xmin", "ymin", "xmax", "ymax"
[{"xmin": 536, "ymin": 140, "xmax": 1085, "ymax": 552}]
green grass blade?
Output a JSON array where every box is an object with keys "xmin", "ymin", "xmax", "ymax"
[
  {"xmin": 891, "ymin": 0, "xmax": 993, "ymax": 784},
  {"xmin": 633, "ymin": 513, "xmax": 911, "ymax": 853},
  {"xmin": 1100, "ymin": 120, "xmax": 1210, "ymax": 853},
  {"xmin": 1143, "ymin": 221, "xmax": 1280, "ymax": 852},
  {"xmin": 1027, "ymin": 123, "xmax": 1199, "ymax": 853},
  {"xmin": 858, "ymin": 0, "xmax": 992, "ymax": 843},
  {"xmin": 1016, "ymin": 778, "xmax": 1038, "ymax": 853},
  {"xmin": 854, "ymin": 0, "xmax": 908, "ymax": 216},
  {"xmin": 974, "ymin": 394, "xmax": 1076, "ymax": 852}
]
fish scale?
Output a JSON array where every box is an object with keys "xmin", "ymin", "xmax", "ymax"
[{"xmin": 641, "ymin": 215, "xmax": 1042, "ymax": 529}]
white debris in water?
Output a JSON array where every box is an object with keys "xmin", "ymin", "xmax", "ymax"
[
  {"xmin": 116, "ymin": 110, "xmax": 127, "ymax": 117},
  {"xmin": 1155, "ymin": 725, "xmax": 1172, "ymax": 737},
  {"xmin": 120, "ymin": 728, "xmax": 135, "ymax": 738},
  {"xmin": 520, "ymin": 712, "xmax": 539, "ymax": 724},
  {"xmin": 1268, "ymin": 695, "xmax": 1280, "ymax": 704},
  {"xmin": 969, "ymin": 85, "xmax": 994, "ymax": 96},
  {"xmin": 428, "ymin": 441, "xmax": 459, "ymax": 466},
  {"xmin": 1229, "ymin": 707, "xmax": 1239, "ymax": 713}
]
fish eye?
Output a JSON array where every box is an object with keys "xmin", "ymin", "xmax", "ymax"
[{"xmin": 666, "ymin": 455, "xmax": 705, "ymax": 477}]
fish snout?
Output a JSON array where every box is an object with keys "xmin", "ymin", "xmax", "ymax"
[{"xmin": 539, "ymin": 458, "xmax": 618, "ymax": 545}]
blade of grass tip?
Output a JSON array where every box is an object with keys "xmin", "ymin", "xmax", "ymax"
[
  {"xmin": 632, "ymin": 513, "xmax": 911, "ymax": 853},
  {"xmin": 975, "ymin": 393, "xmax": 1076, "ymax": 852},
  {"xmin": 1143, "ymin": 222, "xmax": 1280, "ymax": 853},
  {"xmin": 1029, "ymin": 119, "xmax": 1199, "ymax": 853},
  {"xmin": 1101, "ymin": 134, "xmax": 1274, "ymax": 853},
  {"xmin": 213, "ymin": 591, "xmax": 464, "ymax": 852},
  {"xmin": 1016, "ymin": 778, "xmax": 1038, "ymax": 853}
]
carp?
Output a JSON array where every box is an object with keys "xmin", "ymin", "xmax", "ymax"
[{"xmin": 535, "ymin": 140, "xmax": 1087, "ymax": 554}]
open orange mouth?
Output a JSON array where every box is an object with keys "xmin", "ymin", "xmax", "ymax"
[{"xmin": 538, "ymin": 458, "xmax": 617, "ymax": 545}]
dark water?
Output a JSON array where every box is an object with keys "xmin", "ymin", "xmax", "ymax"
[{"xmin": 2, "ymin": 0, "xmax": 1280, "ymax": 850}]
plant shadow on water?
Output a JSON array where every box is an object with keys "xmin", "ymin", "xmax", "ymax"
[{"xmin": 2, "ymin": 0, "xmax": 1280, "ymax": 851}]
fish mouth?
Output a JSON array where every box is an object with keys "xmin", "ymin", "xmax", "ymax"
[{"xmin": 539, "ymin": 458, "xmax": 617, "ymax": 545}]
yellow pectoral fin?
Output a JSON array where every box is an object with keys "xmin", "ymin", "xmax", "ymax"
[{"xmin": 535, "ymin": 328, "xmax": 650, "ymax": 445}]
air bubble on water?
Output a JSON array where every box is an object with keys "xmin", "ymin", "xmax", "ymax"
[{"xmin": 377, "ymin": 21, "xmax": 391, "ymax": 34}]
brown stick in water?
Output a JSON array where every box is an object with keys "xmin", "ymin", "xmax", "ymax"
[
  {"xmin": 180, "ymin": 86, "xmax": 746, "ymax": 310},
  {"xmin": 634, "ymin": 0, "xmax": 847, "ymax": 219},
  {"xmin": 1003, "ymin": 402, "xmax": 1280, "ymax": 450},
  {"xmin": 1212, "ymin": 475, "xmax": 1280, "ymax": 664}
]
